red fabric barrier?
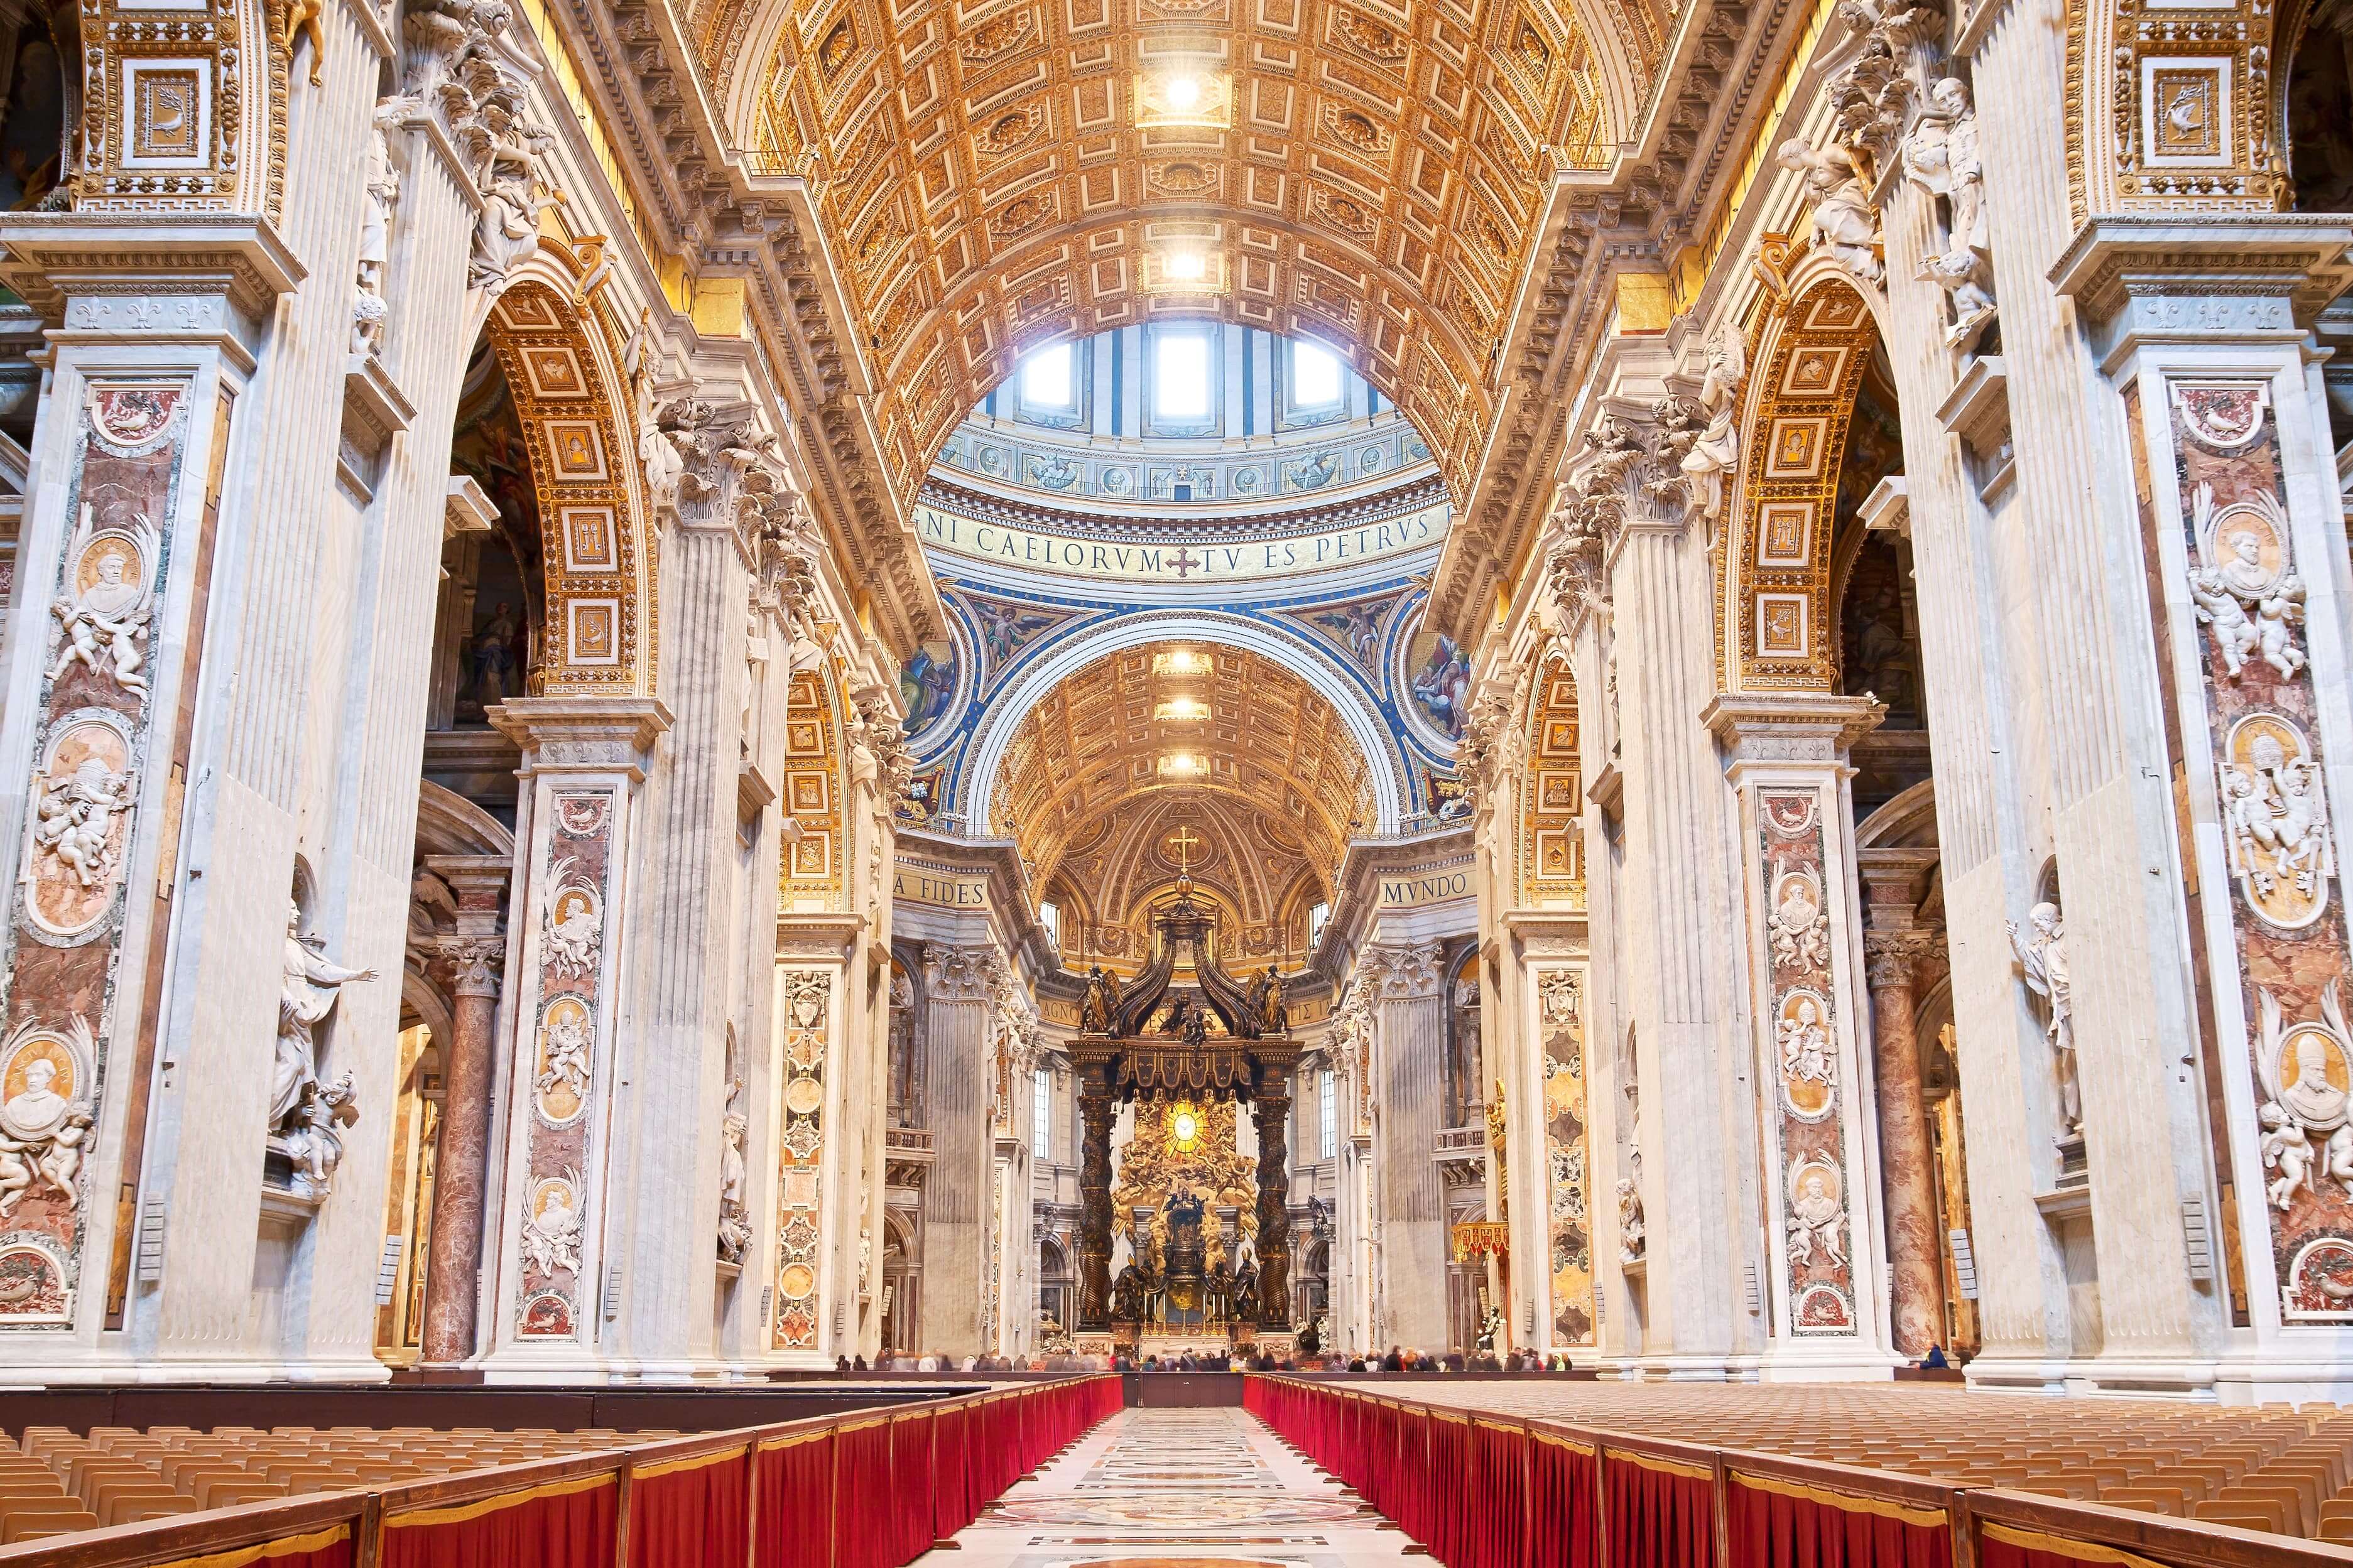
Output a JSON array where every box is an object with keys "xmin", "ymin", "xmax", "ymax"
[
  {"xmin": 1468, "ymin": 1420, "xmax": 1527, "ymax": 1568},
  {"xmin": 1726, "ymin": 1473, "xmax": 1950, "ymax": 1568},
  {"xmin": 154, "ymin": 1524, "xmax": 355, "ymax": 1568},
  {"xmin": 1426, "ymin": 1412, "xmax": 1473, "ymax": 1567},
  {"xmin": 630, "ymin": 1447, "xmax": 749, "ymax": 1568},
  {"xmin": 831, "ymin": 1419, "xmax": 897, "ymax": 1568},
  {"xmin": 889, "ymin": 1412, "xmax": 938, "ymax": 1564},
  {"xmin": 1605, "ymin": 1451, "xmax": 1715, "ymax": 1568},
  {"xmin": 754, "ymin": 1430, "xmax": 835, "ymax": 1568},
  {"xmin": 378, "ymin": 1473, "xmax": 619, "ymax": 1568},
  {"xmin": 1393, "ymin": 1405, "xmax": 1435, "ymax": 1549},
  {"xmin": 932, "ymin": 1402, "xmax": 975, "ymax": 1541},
  {"xmin": 1530, "ymin": 1432, "xmax": 1599, "ymax": 1568},
  {"xmin": 1974, "ymin": 1525, "xmax": 2143, "ymax": 1568}
]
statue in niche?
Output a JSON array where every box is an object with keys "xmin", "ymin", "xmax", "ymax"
[
  {"xmin": 1902, "ymin": 78, "xmax": 1995, "ymax": 343},
  {"xmin": 469, "ymin": 600, "xmax": 520, "ymax": 706},
  {"xmin": 717, "ymin": 1077, "xmax": 750, "ymax": 1262},
  {"xmin": 2188, "ymin": 486, "xmax": 2307, "ymax": 681},
  {"xmin": 1080, "ymin": 964, "xmax": 1122, "ymax": 1034},
  {"xmin": 280, "ymin": 1072, "xmax": 359, "ymax": 1198},
  {"xmin": 353, "ymin": 95, "xmax": 420, "ymax": 358},
  {"xmin": 1680, "ymin": 325, "xmax": 1747, "ymax": 523},
  {"xmin": 1477, "ymin": 1306, "xmax": 1503, "ymax": 1353},
  {"xmin": 48, "ymin": 507, "xmax": 158, "ymax": 697},
  {"xmin": 1616, "ymin": 1176, "xmax": 1645, "ymax": 1264},
  {"xmin": 2256, "ymin": 982, "xmax": 2353, "ymax": 1207},
  {"xmin": 273, "ymin": 902, "xmax": 377, "ymax": 1135},
  {"xmin": 1774, "ymin": 138, "xmax": 1883, "ymax": 286},
  {"xmin": 2007, "ymin": 900, "xmax": 2080, "ymax": 1133}
]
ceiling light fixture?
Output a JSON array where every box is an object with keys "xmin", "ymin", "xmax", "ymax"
[
  {"xmin": 1165, "ymin": 73, "xmax": 1202, "ymax": 111},
  {"xmin": 1165, "ymin": 249, "xmax": 1207, "ymax": 282}
]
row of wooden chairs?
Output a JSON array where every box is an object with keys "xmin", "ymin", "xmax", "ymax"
[
  {"xmin": 0, "ymin": 1423, "xmax": 672, "ymax": 1544},
  {"xmin": 1400, "ymin": 1382, "xmax": 2353, "ymax": 1541}
]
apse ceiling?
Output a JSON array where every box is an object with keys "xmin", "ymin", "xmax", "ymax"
[
  {"xmin": 707, "ymin": 0, "xmax": 1652, "ymax": 507},
  {"xmin": 989, "ymin": 641, "xmax": 1376, "ymax": 918}
]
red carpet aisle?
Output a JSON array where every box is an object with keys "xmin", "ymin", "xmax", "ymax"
[{"xmin": 915, "ymin": 1409, "xmax": 1415, "ymax": 1568}]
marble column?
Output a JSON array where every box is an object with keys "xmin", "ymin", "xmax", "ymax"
[
  {"xmin": 1077, "ymin": 1078, "xmax": 1114, "ymax": 1330},
  {"xmin": 422, "ymin": 934, "xmax": 503, "ymax": 1364},
  {"xmin": 418, "ymin": 853, "xmax": 509, "ymax": 1365},
  {"xmin": 1706, "ymin": 694, "xmax": 1897, "ymax": 1376},
  {"xmin": 479, "ymin": 698, "xmax": 668, "ymax": 1376},
  {"xmin": 916, "ymin": 944, "xmax": 997, "ymax": 1355},
  {"xmin": 1363, "ymin": 943, "xmax": 1447, "ymax": 1351},
  {"xmin": 1254, "ymin": 1073, "xmax": 1293, "ymax": 1330},
  {"xmin": 1859, "ymin": 862, "xmax": 1948, "ymax": 1359}
]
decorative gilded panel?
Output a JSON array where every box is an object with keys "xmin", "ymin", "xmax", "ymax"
[
  {"xmin": 484, "ymin": 284, "xmax": 654, "ymax": 694},
  {"xmin": 1518, "ymin": 662, "xmax": 1584, "ymax": 906},
  {"xmin": 1724, "ymin": 279, "xmax": 1876, "ymax": 692}
]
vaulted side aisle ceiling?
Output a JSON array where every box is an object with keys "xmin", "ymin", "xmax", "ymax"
[{"xmin": 690, "ymin": 0, "xmax": 1671, "ymax": 506}]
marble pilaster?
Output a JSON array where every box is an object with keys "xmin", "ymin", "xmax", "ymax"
[
  {"xmin": 478, "ymin": 698, "xmax": 668, "ymax": 1379},
  {"xmin": 606, "ymin": 515, "xmax": 753, "ymax": 1378},
  {"xmin": 2048, "ymin": 219, "xmax": 2353, "ymax": 1400},
  {"xmin": 915, "ymin": 943, "xmax": 999, "ymax": 1356},
  {"xmin": 0, "ymin": 219, "xmax": 300, "ymax": 1372},
  {"xmin": 1362, "ymin": 941, "xmax": 1447, "ymax": 1351},
  {"xmin": 1707, "ymin": 695, "xmax": 1898, "ymax": 1377}
]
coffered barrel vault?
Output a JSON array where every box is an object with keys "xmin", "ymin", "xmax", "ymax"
[{"xmin": 715, "ymin": 0, "xmax": 1635, "ymax": 508}]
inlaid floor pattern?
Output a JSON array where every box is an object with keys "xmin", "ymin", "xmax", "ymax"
[{"xmin": 927, "ymin": 1408, "xmax": 1413, "ymax": 1568}]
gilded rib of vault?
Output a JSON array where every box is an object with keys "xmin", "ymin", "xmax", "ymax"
[{"xmin": 710, "ymin": 0, "xmax": 1639, "ymax": 507}]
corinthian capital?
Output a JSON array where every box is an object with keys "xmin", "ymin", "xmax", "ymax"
[
  {"xmin": 923, "ymin": 943, "xmax": 999, "ymax": 1002},
  {"xmin": 436, "ymin": 936, "xmax": 504, "ymax": 999},
  {"xmin": 1358, "ymin": 941, "xmax": 1446, "ymax": 1000},
  {"xmin": 1863, "ymin": 929, "xmax": 1938, "ymax": 992}
]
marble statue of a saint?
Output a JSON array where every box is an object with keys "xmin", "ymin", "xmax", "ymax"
[
  {"xmin": 1774, "ymin": 139, "xmax": 1883, "ymax": 285},
  {"xmin": 273, "ymin": 904, "xmax": 377, "ymax": 1132},
  {"xmin": 2007, "ymin": 900, "xmax": 2080, "ymax": 1132}
]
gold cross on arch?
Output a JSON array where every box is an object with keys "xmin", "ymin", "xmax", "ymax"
[{"xmin": 1168, "ymin": 825, "xmax": 1202, "ymax": 872}]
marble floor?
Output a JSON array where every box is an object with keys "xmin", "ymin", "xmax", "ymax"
[{"xmin": 925, "ymin": 1408, "xmax": 1416, "ymax": 1568}]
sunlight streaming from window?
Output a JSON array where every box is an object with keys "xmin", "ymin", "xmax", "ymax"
[
  {"xmin": 1155, "ymin": 332, "xmax": 1212, "ymax": 419},
  {"xmin": 1292, "ymin": 339, "xmax": 1344, "ymax": 407},
  {"xmin": 1021, "ymin": 342, "xmax": 1073, "ymax": 408}
]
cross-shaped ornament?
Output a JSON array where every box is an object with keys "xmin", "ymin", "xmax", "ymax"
[{"xmin": 1168, "ymin": 825, "xmax": 1202, "ymax": 872}]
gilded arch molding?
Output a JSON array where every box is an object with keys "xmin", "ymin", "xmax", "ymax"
[
  {"xmin": 479, "ymin": 264, "xmax": 660, "ymax": 695},
  {"xmin": 1718, "ymin": 270, "xmax": 1878, "ymax": 693},
  {"xmin": 1516, "ymin": 656, "xmax": 1583, "ymax": 905}
]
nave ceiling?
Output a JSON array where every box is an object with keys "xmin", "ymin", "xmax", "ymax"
[
  {"xmin": 700, "ymin": 0, "xmax": 1655, "ymax": 516},
  {"xmin": 989, "ymin": 641, "xmax": 1375, "ymax": 929}
]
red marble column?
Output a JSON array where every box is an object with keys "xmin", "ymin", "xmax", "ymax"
[
  {"xmin": 1864, "ymin": 931, "xmax": 1947, "ymax": 1356},
  {"xmin": 421, "ymin": 938, "xmax": 503, "ymax": 1365}
]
